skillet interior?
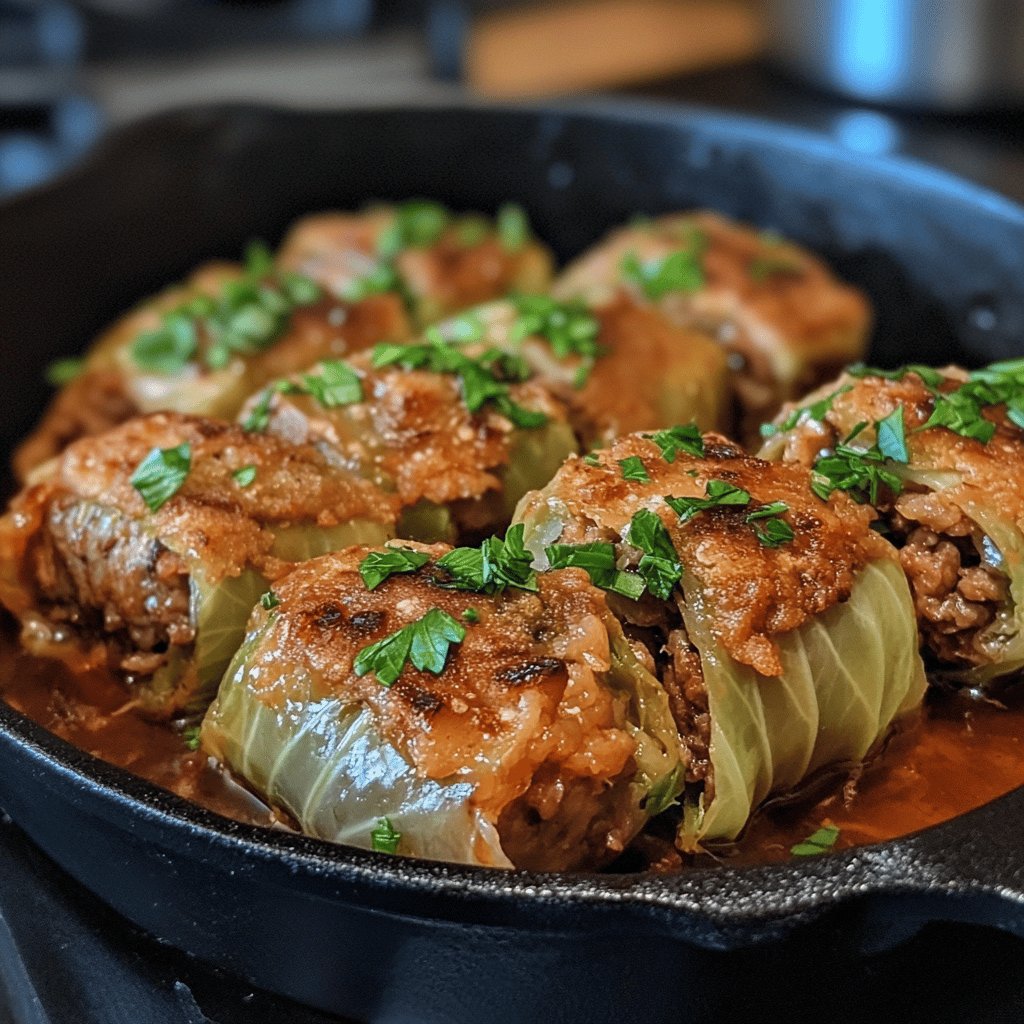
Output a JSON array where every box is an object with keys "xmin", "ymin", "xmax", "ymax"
[{"xmin": 2, "ymin": 100, "xmax": 1024, "ymax": 1022}]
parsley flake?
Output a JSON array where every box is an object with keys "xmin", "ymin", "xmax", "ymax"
[
  {"xmin": 341, "ymin": 263, "xmax": 401, "ymax": 303},
  {"xmin": 260, "ymin": 590, "xmax": 280, "ymax": 610},
  {"xmin": 371, "ymin": 337, "xmax": 547, "ymax": 429},
  {"xmin": 510, "ymin": 294, "xmax": 602, "ymax": 364},
  {"xmin": 621, "ymin": 243, "xmax": 705, "ymax": 300},
  {"xmin": 790, "ymin": 824, "xmax": 840, "ymax": 857},
  {"xmin": 435, "ymin": 524, "xmax": 538, "ymax": 595},
  {"xmin": 182, "ymin": 725, "xmax": 201, "ymax": 751},
  {"xmin": 545, "ymin": 542, "xmax": 645, "ymax": 601},
  {"xmin": 359, "ymin": 548, "xmax": 430, "ymax": 590},
  {"xmin": 876, "ymin": 405, "xmax": 909, "ymax": 463},
  {"xmin": 371, "ymin": 817, "xmax": 402, "ymax": 854},
  {"xmin": 378, "ymin": 200, "xmax": 450, "ymax": 259},
  {"xmin": 45, "ymin": 356, "xmax": 86, "ymax": 387},
  {"xmin": 583, "ymin": 453, "xmax": 602, "ymax": 467},
  {"xmin": 131, "ymin": 244, "xmax": 321, "ymax": 375},
  {"xmin": 618, "ymin": 456, "xmax": 650, "ymax": 483},
  {"xmin": 130, "ymin": 443, "xmax": 191, "ymax": 512},
  {"xmin": 232, "ymin": 464, "xmax": 257, "ymax": 488},
  {"xmin": 461, "ymin": 607, "xmax": 479, "ymax": 623},
  {"xmin": 745, "ymin": 502, "xmax": 795, "ymax": 548},
  {"xmin": 353, "ymin": 608, "xmax": 466, "ymax": 687},
  {"xmin": 847, "ymin": 363, "xmax": 945, "ymax": 389},
  {"xmin": 624, "ymin": 508, "xmax": 682, "ymax": 600},
  {"xmin": 302, "ymin": 360, "xmax": 363, "ymax": 408},
  {"xmin": 665, "ymin": 479, "xmax": 751, "ymax": 524},
  {"xmin": 643, "ymin": 424, "xmax": 705, "ymax": 462},
  {"xmin": 760, "ymin": 385, "xmax": 853, "ymax": 438},
  {"xmin": 496, "ymin": 202, "xmax": 531, "ymax": 252},
  {"xmin": 811, "ymin": 420, "xmax": 906, "ymax": 505}
]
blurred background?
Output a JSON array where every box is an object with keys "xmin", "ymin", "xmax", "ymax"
[{"xmin": 1, "ymin": 0, "xmax": 1023, "ymax": 199}]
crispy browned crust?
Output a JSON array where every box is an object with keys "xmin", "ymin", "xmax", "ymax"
[
  {"xmin": 239, "ymin": 353, "xmax": 569, "ymax": 511},
  {"xmin": 12, "ymin": 370, "xmax": 139, "ymax": 484},
  {"xmin": 517, "ymin": 432, "xmax": 889, "ymax": 676},
  {"xmin": 234, "ymin": 544, "xmax": 642, "ymax": 867},
  {"xmin": 763, "ymin": 366, "xmax": 1024, "ymax": 520},
  {"xmin": 553, "ymin": 211, "xmax": 870, "ymax": 433},
  {"xmin": 278, "ymin": 209, "xmax": 554, "ymax": 324},
  {"xmin": 762, "ymin": 368, "xmax": 1024, "ymax": 671},
  {"xmin": 1, "ymin": 413, "xmax": 398, "ymax": 595}
]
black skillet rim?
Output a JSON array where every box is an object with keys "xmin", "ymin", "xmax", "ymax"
[{"xmin": 3, "ymin": 96, "xmax": 1024, "ymax": 945}]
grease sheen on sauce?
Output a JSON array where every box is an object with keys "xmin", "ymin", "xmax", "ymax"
[{"xmin": 2, "ymin": 627, "xmax": 1024, "ymax": 867}]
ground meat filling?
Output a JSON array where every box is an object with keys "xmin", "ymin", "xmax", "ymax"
[
  {"xmin": 30, "ymin": 498, "xmax": 193, "ymax": 675},
  {"xmin": 660, "ymin": 627, "xmax": 713, "ymax": 804},
  {"xmin": 890, "ymin": 503, "xmax": 1009, "ymax": 669}
]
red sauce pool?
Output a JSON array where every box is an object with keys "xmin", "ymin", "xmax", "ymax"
[{"xmin": 3, "ymin": 626, "xmax": 1023, "ymax": 867}]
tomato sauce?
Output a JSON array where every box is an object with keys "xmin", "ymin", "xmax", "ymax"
[{"xmin": 3, "ymin": 624, "xmax": 1023, "ymax": 868}]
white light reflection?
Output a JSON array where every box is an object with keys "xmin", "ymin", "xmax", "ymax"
[{"xmin": 832, "ymin": 110, "xmax": 901, "ymax": 156}]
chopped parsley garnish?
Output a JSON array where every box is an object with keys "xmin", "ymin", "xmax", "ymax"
[
  {"xmin": 353, "ymin": 608, "xmax": 466, "ymax": 687},
  {"xmin": 461, "ymin": 607, "xmax": 479, "ymax": 623},
  {"xmin": 664, "ymin": 479, "xmax": 751, "ymax": 523},
  {"xmin": 359, "ymin": 548, "xmax": 430, "ymax": 590},
  {"xmin": 301, "ymin": 359, "xmax": 364, "ymax": 408},
  {"xmin": 583, "ymin": 453, "xmax": 602, "ymax": 467},
  {"xmin": 371, "ymin": 337, "xmax": 547, "ymax": 429},
  {"xmin": 341, "ymin": 262, "xmax": 401, "ymax": 304},
  {"xmin": 790, "ymin": 824, "xmax": 840, "ymax": 857},
  {"xmin": 131, "ymin": 243, "xmax": 321, "ymax": 374},
  {"xmin": 45, "ymin": 356, "xmax": 86, "ymax": 387},
  {"xmin": 232, "ymin": 464, "xmax": 257, "ymax": 488},
  {"xmin": 429, "ymin": 312, "xmax": 486, "ymax": 345},
  {"xmin": 745, "ymin": 501, "xmax": 794, "ymax": 548},
  {"xmin": 242, "ymin": 387, "xmax": 275, "ymax": 433},
  {"xmin": 545, "ymin": 542, "xmax": 645, "ymax": 601},
  {"xmin": 182, "ymin": 725, "xmax": 201, "ymax": 752},
  {"xmin": 618, "ymin": 456, "xmax": 650, "ymax": 483},
  {"xmin": 621, "ymin": 240, "xmax": 705, "ymax": 300},
  {"xmin": 130, "ymin": 442, "xmax": 191, "ymax": 512},
  {"xmin": 760, "ymin": 384, "xmax": 853, "ymax": 438},
  {"xmin": 377, "ymin": 200, "xmax": 451, "ymax": 259},
  {"xmin": 435, "ymin": 524, "xmax": 538, "ymax": 594},
  {"xmin": 509, "ymin": 295, "xmax": 602, "ymax": 377},
  {"xmin": 260, "ymin": 590, "xmax": 280, "ymax": 610},
  {"xmin": 496, "ymin": 202, "xmax": 531, "ymax": 252},
  {"xmin": 811, "ymin": 416, "xmax": 907, "ymax": 505},
  {"xmin": 624, "ymin": 508, "xmax": 682, "ymax": 600},
  {"xmin": 875, "ymin": 405, "xmax": 909, "ymax": 463},
  {"xmin": 371, "ymin": 817, "xmax": 402, "ymax": 854},
  {"xmin": 643, "ymin": 423, "xmax": 705, "ymax": 462}
]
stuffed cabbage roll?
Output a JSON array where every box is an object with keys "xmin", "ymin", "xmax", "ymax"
[
  {"xmin": 434, "ymin": 294, "xmax": 730, "ymax": 447},
  {"xmin": 14, "ymin": 249, "xmax": 410, "ymax": 480},
  {"xmin": 0, "ymin": 413, "xmax": 396, "ymax": 717},
  {"xmin": 201, "ymin": 540, "xmax": 685, "ymax": 870},
  {"xmin": 236, "ymin": 344, "xmax": 577, "ymax": 543},
  {"xmin": 277, "ymin": 201, "xmax": 554, "ymax": 328},
  {"xmin": 759, "ymin": 361, "xmax": 1024, "ymax": 687},
  {"xmin": 552, "ymin": 212, "xmax": 870, "ymax": 438},
  {"xmin": 513, "ymin": 428, "xmax": 926, "ymax": 848}
]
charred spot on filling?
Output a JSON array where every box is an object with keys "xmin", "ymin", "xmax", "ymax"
[
  {"xmin": 347, "ymin": 610, "xmax": 386, "ymax": 634},
  {"xmin": 495, "ymin": 657, "xmax": 564, "ymax": 686},
  {"xmin": 405, "ymin": 686, "xmax": 445, "ymax": 717},
  {"xmin": 313, "ymin": 604, "xmax": 344, "ymax": 628}
]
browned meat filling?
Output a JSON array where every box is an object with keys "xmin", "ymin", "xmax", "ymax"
[
  {"xmin": 891, "ymin": 509, "xmax": 1008, "ymax": 669},
  {"xmin": 28, "ymin": 498, "xmax": 192, "ymax": 675},
  {"xmin": 661, "ymin": 628, "xmax": 712, "ymax": 803},
  {"xmin": 496, "ymin": 761, "xmax": 640, "ymax": 872}
]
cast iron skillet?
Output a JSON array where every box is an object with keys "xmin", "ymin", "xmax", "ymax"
[{"xmin": 2, "ymin": 101, "xmax": 1024, "ymax": 1024}]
